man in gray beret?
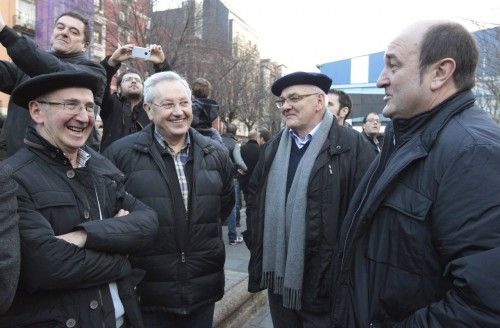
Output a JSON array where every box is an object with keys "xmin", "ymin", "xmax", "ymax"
[{"xmin": 244, "ymin": 71, "xmax": 374, "ymax": 327}]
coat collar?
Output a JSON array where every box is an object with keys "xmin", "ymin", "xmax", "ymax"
[
  {"xmin": 24, "ymin": 126, "xmax": 123, "ymax": 179},
  {"xmin": 359, "ymin": 90, "xmax": 476, "ymax": 219},
  {"xmin": 133, "ymin": 123, "xmax": 219, "ymax": 156}
]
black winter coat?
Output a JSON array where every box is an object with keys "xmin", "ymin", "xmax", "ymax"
[
  {"xmin": 244, "ymin": 123, "xmax": 374, "ymax": 313},
  {"xmin": 331, "ymin": 91, "xmax": 500, "ymax": 327},
  {"xmin": 239, "ymin": 139, "xmax": 260, "ymax": 193},
  {"xmin": 0, "ymin": 26, "xmax": 106, "ymax": 157},
  {"xmin": 1, "ymin": 128, "xmax": 158, "ymax": 328},
  {"xmin": 361, "ymin": 131, "xmax": 383, "ymax": 155},
  {"xmin": 0, "ymin": 162, "xmax": 19, "ymax": 314},
  {"xmin": 98, "ymin": 57, "xmax": 170, "ymax": 151},
  {"xmin": 104, "ymin": 124, "xmax": 234, "ymax": 314}
]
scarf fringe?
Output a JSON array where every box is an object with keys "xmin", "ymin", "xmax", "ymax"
[{"xmin": 261, "ymin": 272, "xmax": 302, "ymax": 310}]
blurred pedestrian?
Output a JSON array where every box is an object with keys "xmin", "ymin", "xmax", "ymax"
[
  {"xmin": 190, "ymin": 77, "xmax": 223, "ymax": 144},
  {"xmin": 361, "ymin": 112, "xmax": 383, "ymax": 154},
  {"xmin": 327, "ymin": 88, "xmax": 352, "ymax": 127},
  {"xmin": 221, "ymin": 123, "xmax": 246, "ymax": 244}
]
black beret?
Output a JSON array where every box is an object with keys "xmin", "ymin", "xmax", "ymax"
[
  {"xmin": 11, "ymin": 71, "xmax": 101, "ymax": 109},
  {"xmin": 271, "ymin": 71, "xmax": 332, "ymax": 96}
]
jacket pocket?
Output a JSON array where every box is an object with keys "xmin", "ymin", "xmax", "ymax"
[
  {"xmin": 32, "ymin": 191, "xmax": 77, "ymax": 209},
  {"xmin": 366, "ymin": 183, "xmax": 432, "ymax": 274},
  {"xmin": 31, "ymin": 191, "xmax": 79, "ymax": 233},
  {"xmin": 365, "ymin": 183, "xmax": 433, "ymax": 318}
]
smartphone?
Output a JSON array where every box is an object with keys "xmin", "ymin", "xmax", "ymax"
[{"xmin": 131, "ymin": 46, "xmax": 151, "ymax": 59}]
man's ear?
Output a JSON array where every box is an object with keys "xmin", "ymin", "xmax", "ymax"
[
  {"xmin": 143, "ymin": 103, "xmax": 154, "ymax": 120},
  {"xmin": 29, "ymin": 101, "xmax": 44, "ymax": 124},
  {"xmin": 82, "ymin": 41, "xmax": 89, "ymax": 52},
  {"xmin": 317, "ymin": 93, "xmax": 326, "ymax": 111},
  {"xmin": 430, "ymin": 58, "xmax": 456, "ymax": 91}
]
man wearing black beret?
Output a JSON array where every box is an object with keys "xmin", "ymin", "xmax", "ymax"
[
  {"xmin": 244, "ymin": 71, "xmax": 375, "ymax": 327},
  {"xmin": 1, "ymin": 71, "xmax": 158, "ymax": 327}
]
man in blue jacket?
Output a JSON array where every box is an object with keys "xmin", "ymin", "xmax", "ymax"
[{"xmin": 331, "ymin": 20, "xmax": 500, "ymax": 327}]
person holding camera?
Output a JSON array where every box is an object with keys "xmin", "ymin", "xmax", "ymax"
[{"xmin": 99, "ymin": 43, "xmax": 171, "ymax": 151}]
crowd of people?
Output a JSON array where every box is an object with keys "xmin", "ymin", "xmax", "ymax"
[{"xmin": 0, "ymin": 8, "xmax": 499, "ymax": 328}]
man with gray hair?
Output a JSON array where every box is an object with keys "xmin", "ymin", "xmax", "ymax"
[
  {"xmin": 245, "ymin": 71, "xmax": 374, "ymax": 327},
  {"xmin": 104, "ymin": 71, "xmax": 234, "ymax": 327}
]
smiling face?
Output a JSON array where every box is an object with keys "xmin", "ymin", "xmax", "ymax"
[
  {"xmin": 144, "ymin": 80, "xmax": 193, "ymax": 145},
  {"xmin": 30, "ymin": 87, "xmax": 95, "ymax": 158},
  {"xmin": 279, "ymin": 85, "xmax": 325, "ymax": 138},
  {"xmin": 376, "ymin": 24, "xmax": 436, "ymax": 119},
  {"xmin": 50, "ymin": 15, "xmax": 87, "ymax": 55}
]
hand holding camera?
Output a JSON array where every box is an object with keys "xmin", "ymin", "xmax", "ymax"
[{"xmin": 108, "ymin": 44, "xmax": 165, "ymax": 67}]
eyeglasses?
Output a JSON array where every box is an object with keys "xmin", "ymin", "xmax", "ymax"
[
  {"xmin": 36, "ymin": 100, "xmax": 99, "ymax": 116},
  {"xmin": 150, "ymin": 100, "xmax": 191, "ymax": 111},
  {"xmin": 122, "ymin": 76, "xmax": 142, "ymax": 83},
  {"xmin": 275, "ymin": 93, "xmax": 320, "ymax": 109}
]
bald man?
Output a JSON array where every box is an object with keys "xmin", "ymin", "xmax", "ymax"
[{"xmin": 330, "ymin": 20, "xmax": 500, "ymax": 327}]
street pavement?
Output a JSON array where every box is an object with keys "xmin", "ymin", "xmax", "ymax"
[{"xmin": 219, "ymin": 208, "xmax": 272, "ymax": 328}]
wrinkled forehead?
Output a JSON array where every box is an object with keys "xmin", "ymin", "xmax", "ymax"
[
  {"xmin": 280, "ymin": 84, "xmax": 317, "ymax": 97},
  {"xmin": 55, "ymin": 15, "xmax": 85, "ymax": 32},
  {"xmin": 153, "ymin": 80, "xmax": 191, "ymax": 101},
  {"xmin": 43, "ymin": 86, "xmax": 94, "ymax": 102}
]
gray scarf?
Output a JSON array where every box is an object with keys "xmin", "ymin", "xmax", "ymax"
[{"xmin": 262, "ymin": 110, "xmax": 333, "ymax": 310}]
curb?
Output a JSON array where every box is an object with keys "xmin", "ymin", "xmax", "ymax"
[{"xmin": 214, "ymin": 275, "xmax": 266, "ymax": 327}]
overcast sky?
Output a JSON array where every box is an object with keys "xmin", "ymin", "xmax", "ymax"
[
  {"xmin": 157, "ymin": 0, "xmax": 499, "ymax": 73},
  {"xmin": 224, "ymin": 0, "xmax": 499, "ymax": 73}
]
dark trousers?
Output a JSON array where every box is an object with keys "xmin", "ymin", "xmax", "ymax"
[
  {"xmin": 142, "ymin": 302, "xmax": 215, "ymax": 328},
  {"xmin": 267, "ymin": 290, "xmax": 330, "ymax": 328}
]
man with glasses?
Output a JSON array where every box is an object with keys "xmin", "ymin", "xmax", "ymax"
[
  {"xmin": 362, "ymin": 112, "xmax": 384, "ymax": 154},
  {"xmin": 0, "ymin": 11, "xmax": 106, "ymax": 158},
  {"xmin": 99, "ymin": 43, "xmax": 170, "ymax": 151},
  {"xmin": 244, "ymin": 72, "xmax": 374, "ymax": 327},
  {"xmin": 104, "ymin": 71, "xmax": 234, "ymax": 327},
  {"xmin": 1, "ymin": 71, "xmax": 158, "ymax": 327}
]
